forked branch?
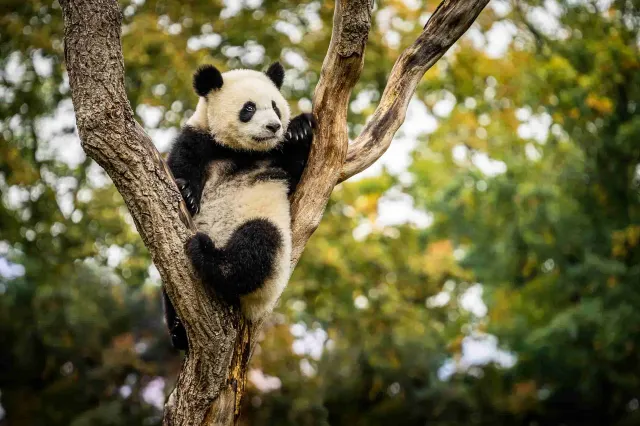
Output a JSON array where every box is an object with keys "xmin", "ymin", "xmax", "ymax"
[{"xmin": 339, "ymin": 0, "xmax": 491, "ymax": 182}]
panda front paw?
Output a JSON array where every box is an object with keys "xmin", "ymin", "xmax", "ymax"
[
  {"xmin": 285, "ymin": 113, "xmax": 316, "ymax": 143},
  {"xmin": 176, "ymin": 178, "xmax": 200, "ymax": 216}
]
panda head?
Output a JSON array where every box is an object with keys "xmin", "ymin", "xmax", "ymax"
[{"xmin": 186, "ymin": 62, "xmax": 291, "ymax": 152}]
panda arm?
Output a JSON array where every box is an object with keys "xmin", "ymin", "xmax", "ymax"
[
  {"xmin": 167, "ymin": 127, "xmax": 213, "ymax": 215},
  {"xmin": 277, "ymin": 113, "xmax": 315, "ymax": 193}
]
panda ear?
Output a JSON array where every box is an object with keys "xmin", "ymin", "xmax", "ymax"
[
  {"xmin": 193, "ymin": 65, "xmax": 223, "ymax": 97},
  {"xmin": 265, "ymin": 62, "xmax": 284, "ymax": 90}
]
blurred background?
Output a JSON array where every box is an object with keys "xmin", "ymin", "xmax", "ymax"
[{"xmin": 1, "ymin": 0, "xmax": 639, "ymax": 424}]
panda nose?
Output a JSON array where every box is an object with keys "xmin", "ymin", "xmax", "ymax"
[{"xmin": 266, "ymin": 122, "xmax": 281, "ymax": 134}]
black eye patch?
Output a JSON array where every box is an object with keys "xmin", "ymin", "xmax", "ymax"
[
  {"xmin": 272, "ymin": 101, "xmax": 281, "ymax": 119},
  {"xmin": 239, "ymin": 101, "xmax": 256, "ymax": 122}
]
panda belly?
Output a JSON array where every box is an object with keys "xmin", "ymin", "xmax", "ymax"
[{"xmin": 193, "ymin": 162, "xmax": 292, "ymax": 320}]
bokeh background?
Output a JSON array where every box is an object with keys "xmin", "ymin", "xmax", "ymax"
[{"xmin": 1, "ymin": 0, "xmax": 639, "ymax": 424}]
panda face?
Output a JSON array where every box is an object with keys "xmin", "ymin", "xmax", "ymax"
[{"xmin": 187, "ymin": 64, "xmax": 291, "ymax": 152}]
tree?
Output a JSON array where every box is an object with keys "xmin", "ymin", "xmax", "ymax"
[{"xmin": 58, "ymin": 0, "xmax": 489, "ymax": 424}]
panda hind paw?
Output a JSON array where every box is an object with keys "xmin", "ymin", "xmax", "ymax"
[
  {"xmin": 169, "ymin": 318, "xmax": 189, "ymax": 351},
  {"xmin": 186, "ymin": 232, "xmax": 218, "ymax": 276}
]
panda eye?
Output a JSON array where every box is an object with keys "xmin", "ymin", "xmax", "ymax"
[{"xmin": 239, "ymin": 102, "xmax": 257, "ymax": 122}]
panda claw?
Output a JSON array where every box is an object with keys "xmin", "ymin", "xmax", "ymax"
[{"xmin": 188, "ymin": 198, "xmax": 199, "ymax": 215}]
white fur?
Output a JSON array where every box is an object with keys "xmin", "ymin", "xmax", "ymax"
[
  {"xmin": 187, "ymin": 98, "xmax": 208, "ymax": 129},
  {"xmin": 193, "ymin": 161, "xmax": 291, "ymax": 320},
  {"xmin": 186, "ymin": 69, "xmax": 291, "ymax": 152}
]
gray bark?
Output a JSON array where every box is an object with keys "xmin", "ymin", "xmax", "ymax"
[
  {"xmin": 60, "ymin": 0, "xmax": 489, "ymax": 424},
  {"xmin": 339, "ymin": 0, "xmax": 492, "ymax": 181}
]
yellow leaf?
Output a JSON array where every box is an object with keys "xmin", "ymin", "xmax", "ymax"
[{"xmin": 586, "ymin": 94, "xmax": 613, "ymax": 115}]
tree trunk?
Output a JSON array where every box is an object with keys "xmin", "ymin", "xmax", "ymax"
[{"xmin": 59, "ymin": 0, "xmax": 490, "ymax": 424}]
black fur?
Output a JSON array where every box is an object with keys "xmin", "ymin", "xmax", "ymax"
[
  {"xmin": 187, "ymin": 221, "xmax": 282, "ymax": 302},
  {"xmin": 176, "ymin": 178, "xmax": 199, "ymax": 215},
  {"xmin": 162, "ymin": 113, "xmax": 314, "ymax": 350},
  {"xmin": 162, "ymin": 290, "xmax": 188, "ymax": 350},
  {"xmin": 272, "ymin": 101, "xmax": 281, "ymax": 119},
  {"xmin": 278, "ymin": 113, "xmax": 316, "ymax": 191},
  {"xmin": 166, "ymin": 127, "xmax": 217, "ymax": 216},
  {"xmin": 253, "ymin": 167, "xmax": 289, "ymax": 184},
  {"xmin": 265, "ymin": 62, "xmax": 285, "ymax": 89},
  {"xmin": 193, "ymin": 65, "xmax": 223, "ymax": 97},
  {"xmin": 239, "ymin": 101, "xmax": 256, "ymax": 123}
]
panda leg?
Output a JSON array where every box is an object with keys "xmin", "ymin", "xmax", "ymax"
[
  {"xmin": 162, "ymin": 289, "xmax": 188, "ymax": 351},
  {"xmin": 186, "ymin": 219, "xmax": 282, "ymax": 302}
]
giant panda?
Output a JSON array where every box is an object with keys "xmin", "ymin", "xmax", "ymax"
[{"xmin": 162, "ymin": 62, "xmax": 315, "ymax": 350}]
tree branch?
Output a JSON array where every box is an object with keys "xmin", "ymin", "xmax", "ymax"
[
  {"xmin": 339, "ymin": 0, "xmax": 491, "ymax": 182},
  {"xmin": 290, "ymin": 0, "xmax": 372, "ymax": 265}
]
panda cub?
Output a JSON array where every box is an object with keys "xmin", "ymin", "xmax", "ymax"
[{"xmin": 163, "ymin": 62, "xmax": 314, "ymax": 350}]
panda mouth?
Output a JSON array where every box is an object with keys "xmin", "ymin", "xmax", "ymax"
[{"xmin": 252, "ymin": 136, "xmax": 277, "ymax": 142}]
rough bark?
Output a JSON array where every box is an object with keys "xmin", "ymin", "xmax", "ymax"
[
  {"xmin": 339, "ymin": 0, "xmax": 492, "ymax": 182},
  {"xmin": 60, "ymin": 0, "xmax": 488, "ymax": 424},
  {"xmin": 290, "ymin": 0, "xmax": 372, "ymax": 266}
]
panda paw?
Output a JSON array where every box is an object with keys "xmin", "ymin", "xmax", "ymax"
[
  {"xmin": 169, "ymin": 318, "xmax": 189, "ymax": 351},
  {"xmin": 285, "ymin": 113, "xmax": 316, "ymax": 144},
  {"xmin": 176, "ymin": 178, "xmax": 200, "ymax": 216},
  {"xmin": 186, "ymin": 232, "xmax": 218, "ymax": 276}
]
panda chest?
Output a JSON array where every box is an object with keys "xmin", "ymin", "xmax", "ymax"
[{"xmin": 193, "ymin": 161, "xmax": 291, "ymax": 247}]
